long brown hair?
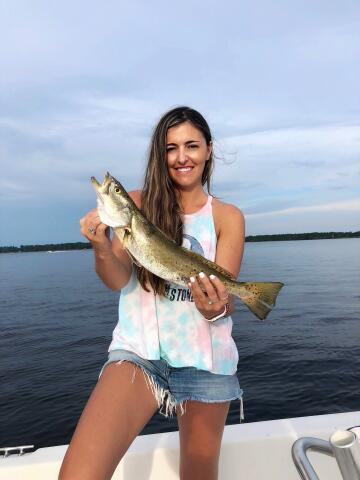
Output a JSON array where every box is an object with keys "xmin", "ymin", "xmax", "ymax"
[{"xmin": 136, "ymin": 106, "xmax": 214, "ymax": 295}]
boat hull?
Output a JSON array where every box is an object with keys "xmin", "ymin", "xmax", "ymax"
[{"xmin": 1, "ymin": 411, "xmax": 359, "ymax": 479}]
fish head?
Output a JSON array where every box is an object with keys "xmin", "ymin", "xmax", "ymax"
[{"xmin": 91, "ymin": 172, "xmax": 133, "ymax": 227}]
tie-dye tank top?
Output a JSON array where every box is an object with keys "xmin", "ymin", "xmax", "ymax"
[{"xmin": 108, "ymin": 194, "xmax": 239, "ymax": 375}]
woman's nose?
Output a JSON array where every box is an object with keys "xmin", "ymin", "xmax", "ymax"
[{"xmin": 177, "ymin": 147, "xmax": 188, "ymax": 164}]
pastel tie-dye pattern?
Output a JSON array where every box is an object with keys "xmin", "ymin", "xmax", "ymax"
[{"xmin": 108, "ymin": 195, "xmax": 239, "ymax": 375}]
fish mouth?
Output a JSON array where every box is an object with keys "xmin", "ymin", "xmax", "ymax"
[{"xmin": 91, "ymin": 172, "xmax": 112, "ymax": 195}]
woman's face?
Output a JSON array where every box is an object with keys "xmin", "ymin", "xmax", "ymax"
[{"xmin": 166, "ymin": 121, "xmax": 212, "ymax": 190}]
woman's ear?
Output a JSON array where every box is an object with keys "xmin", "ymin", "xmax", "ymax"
[{"xmin": 207, "ymin": 141, "xmax": 213, "ymax": 160}]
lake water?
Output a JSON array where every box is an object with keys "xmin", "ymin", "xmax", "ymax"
[{"xmin": 1, "ymin": 238, "xmax": 359, "ymax": 449}]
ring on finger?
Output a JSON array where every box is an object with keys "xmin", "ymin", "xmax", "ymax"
[
  {"xmin": 208, "ymin": 298, "xmax": 218, "ymax": 305},
  {"xmin": 88, "ymin": 225, "xmax": 96, "ymax": 234}
]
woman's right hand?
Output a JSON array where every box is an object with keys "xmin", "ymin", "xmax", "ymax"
[
  {"xmin": 80, "ymin": 208, "xmax": 132, "ymax": 290},
  {"xmin": 79, "ymin": 208, "xmax": 111, "ymax": 253}
]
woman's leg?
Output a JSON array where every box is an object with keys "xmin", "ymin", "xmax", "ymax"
[
  {"xmin": 58, "ymin": 361, "xmax": 159, "ymax": 480},
  {"xmin": 176, "ymin": 400, "xmax": 230, "ymax": 480}
]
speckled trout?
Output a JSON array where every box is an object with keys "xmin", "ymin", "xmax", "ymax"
[{"xmin": 91, "ymin": 173, "xmax": 284, "ymax": 320}]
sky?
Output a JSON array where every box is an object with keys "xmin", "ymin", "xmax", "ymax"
[{"xmin": 1, "ymin": 0, "xmax": 359, "ymax": 245}]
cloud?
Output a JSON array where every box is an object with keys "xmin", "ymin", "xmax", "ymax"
[
  {"xmin": 212, "ymin": 124, "xmax": 360, "ymax": 196},
  {"xmin": 246, "ymin": 199, "xmax": 360, "ymax": 218},
  {"xmin": 1, "ymin": 0, "xmax": 360, "ymax": 243}
]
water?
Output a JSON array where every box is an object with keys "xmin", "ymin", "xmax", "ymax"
[{"xmin": 1, "ymin": 239, "xmax": 359, "ymax": 448}]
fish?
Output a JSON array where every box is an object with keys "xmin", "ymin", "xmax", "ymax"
[{"xmin": 91, "ymin": 172, "xmax": 284, "ymax": 320}]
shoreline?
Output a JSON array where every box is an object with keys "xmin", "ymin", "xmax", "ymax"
[{"xmin": 1, "ymin": 232, "xmax": 359, "ymax": 253}]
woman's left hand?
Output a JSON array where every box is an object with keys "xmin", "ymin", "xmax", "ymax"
[{"xmin": 188, "ymin": 272, "xmax": 229, "ymax": 320}]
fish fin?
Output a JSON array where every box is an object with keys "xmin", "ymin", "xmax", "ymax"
[
  {"xmin": 113, "ymin": 226, "xmax": 131, "ymax": 245},
  {"xmin": 114, "ymin": 227, "xmax": 141, "ymax": 267},
  {"xmin": 181, "ymin": 248, "xmax": 236, "ymax": 279},
  {"xmin": 230, "ymin": 281, "xmax": 284, "ymax": 320}
]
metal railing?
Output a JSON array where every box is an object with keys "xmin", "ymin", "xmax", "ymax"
[
  {"xmin": 292, "ymin": 426, "xmax": 360, "ymax": 480},
  {"xmin": 0, "ymin": 445, "xmax": 35, "ymax": 458}
]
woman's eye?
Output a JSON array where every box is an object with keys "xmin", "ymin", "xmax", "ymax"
[
  {"xmin": 166, "ymin": 147, "xmax": 175, "ymax": 152},
  {"xmin": 188, "ymin": 144, "xmax": 198, "ymax": 149}
]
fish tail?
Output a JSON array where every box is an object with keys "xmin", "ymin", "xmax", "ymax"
[{"xmin": 228, "ymin": 281, "xmax": 284, "ymax": 320}]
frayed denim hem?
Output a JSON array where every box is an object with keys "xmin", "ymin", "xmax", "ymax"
[
  {"xmin": 100, "ymin": 359, "xmax": 244, "ymax": 422},
  {"xmin": 175, "ymin": 394, "xmax": 244, "ymax": 423},
  {"xmin": 112, "ymin": 360, "xmax": 184, "ymax": 419}
]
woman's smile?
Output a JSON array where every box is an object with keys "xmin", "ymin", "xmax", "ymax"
[{"xmin": 175, "ymin": 166, "xmax": 194, "ymax": 174}]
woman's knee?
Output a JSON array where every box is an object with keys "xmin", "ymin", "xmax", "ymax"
[{"xmin": 179, "ymin": 452, "xmax": 219, "ymax": 480}]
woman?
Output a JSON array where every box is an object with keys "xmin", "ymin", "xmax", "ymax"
[{"xmin": 59, "ymin": 106, "xmax": 245, "ymax": 480}]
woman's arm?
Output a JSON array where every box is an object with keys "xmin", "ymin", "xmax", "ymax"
[
  {"xmin": 93, "ymin": 235, "xmax": 132, "ymax": 291},
  {"xmin": 80, "ymin": 190, "xmax": 142, "ymax": 291},
  {"xmin": 213, "ymin": 203, "xmax": 245, "ymax": 315}
]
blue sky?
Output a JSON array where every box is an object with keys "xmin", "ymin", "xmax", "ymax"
[{"xmin": 1, "ymin": 0, "xmax": 359, "ymax": 245}]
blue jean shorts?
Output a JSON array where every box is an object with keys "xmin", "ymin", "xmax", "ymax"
[{"xmin": 99, "ymin": 348, "xmax": 244, "ymax": 421}]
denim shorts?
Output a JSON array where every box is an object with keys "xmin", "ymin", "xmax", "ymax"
[{"xmin": 98, "ymin": 348, "xmax": 244, "ymax": 421}]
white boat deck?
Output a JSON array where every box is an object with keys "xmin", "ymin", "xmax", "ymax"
[{"xmin": 1, "ymin": 411, "xmax": 359, "ymax": 479}]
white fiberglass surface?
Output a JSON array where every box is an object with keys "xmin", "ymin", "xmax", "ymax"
[{"xmin": 1, "ymin": 411, "xmax": 359, "ymax": 480}]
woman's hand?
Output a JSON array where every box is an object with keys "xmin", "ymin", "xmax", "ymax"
[
  {"xmin": 79, "ymin": 208, "xmax": 111, "ymax": 253},
  {"xmin": 188, "ymin": 272, "xmax": 229, "ymax": 320},
  {"xmin": 80, "ymin": 208, "xmax": 133, "ymax": 290}
]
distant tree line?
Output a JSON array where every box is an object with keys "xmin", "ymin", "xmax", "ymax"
[
  {"xmin": 245, "ymin": 231, "xmax": 360, "ymax": 242},
  {"xmin": 0, "ymin": 231, "xmax": 359, "ymax": 253},
  {"xmin": 0, "ymin": 242, "xmax": 92, "ymax": 253}
]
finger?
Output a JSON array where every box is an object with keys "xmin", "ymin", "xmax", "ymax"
[
  {"xmin": 209, "ymin": 274, "xmax": 229, "ymax": 302},
  {"xmin": 85, "ymin": 215, "xmax": 103, "ymax": 235},
  {"xmin": 81, "ymin": 224, "xmax": 109, "ymax": 244},
  {"xmin": 198, "ymin": 272, "xmax": 218, "ymax": 303},
  {"xmin": 95, "ymin": 223, "xmax": 110, "ymax": 237},
  {"xmin": 90, "ymin": 217, "xmax": 103, "ymax": 229},
  {"xmin": 80, "ymin": 221, "xmax": 94, "ymax": 238},
  {"xmin": 188, "ymin": 276, "xmax": 217, "ymax": 316},
  {"xmin": 82, "ymin": 223, "xmax": 97, "ymax": 238},
  {"xmin": 188, "ymin": 276, "xmax": 207, "ymax": 304}
]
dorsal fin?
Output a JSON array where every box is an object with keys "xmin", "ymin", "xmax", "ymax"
[{"xmin": 180, "ymin": 247, "xmax": 236, "ymax": 280}]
